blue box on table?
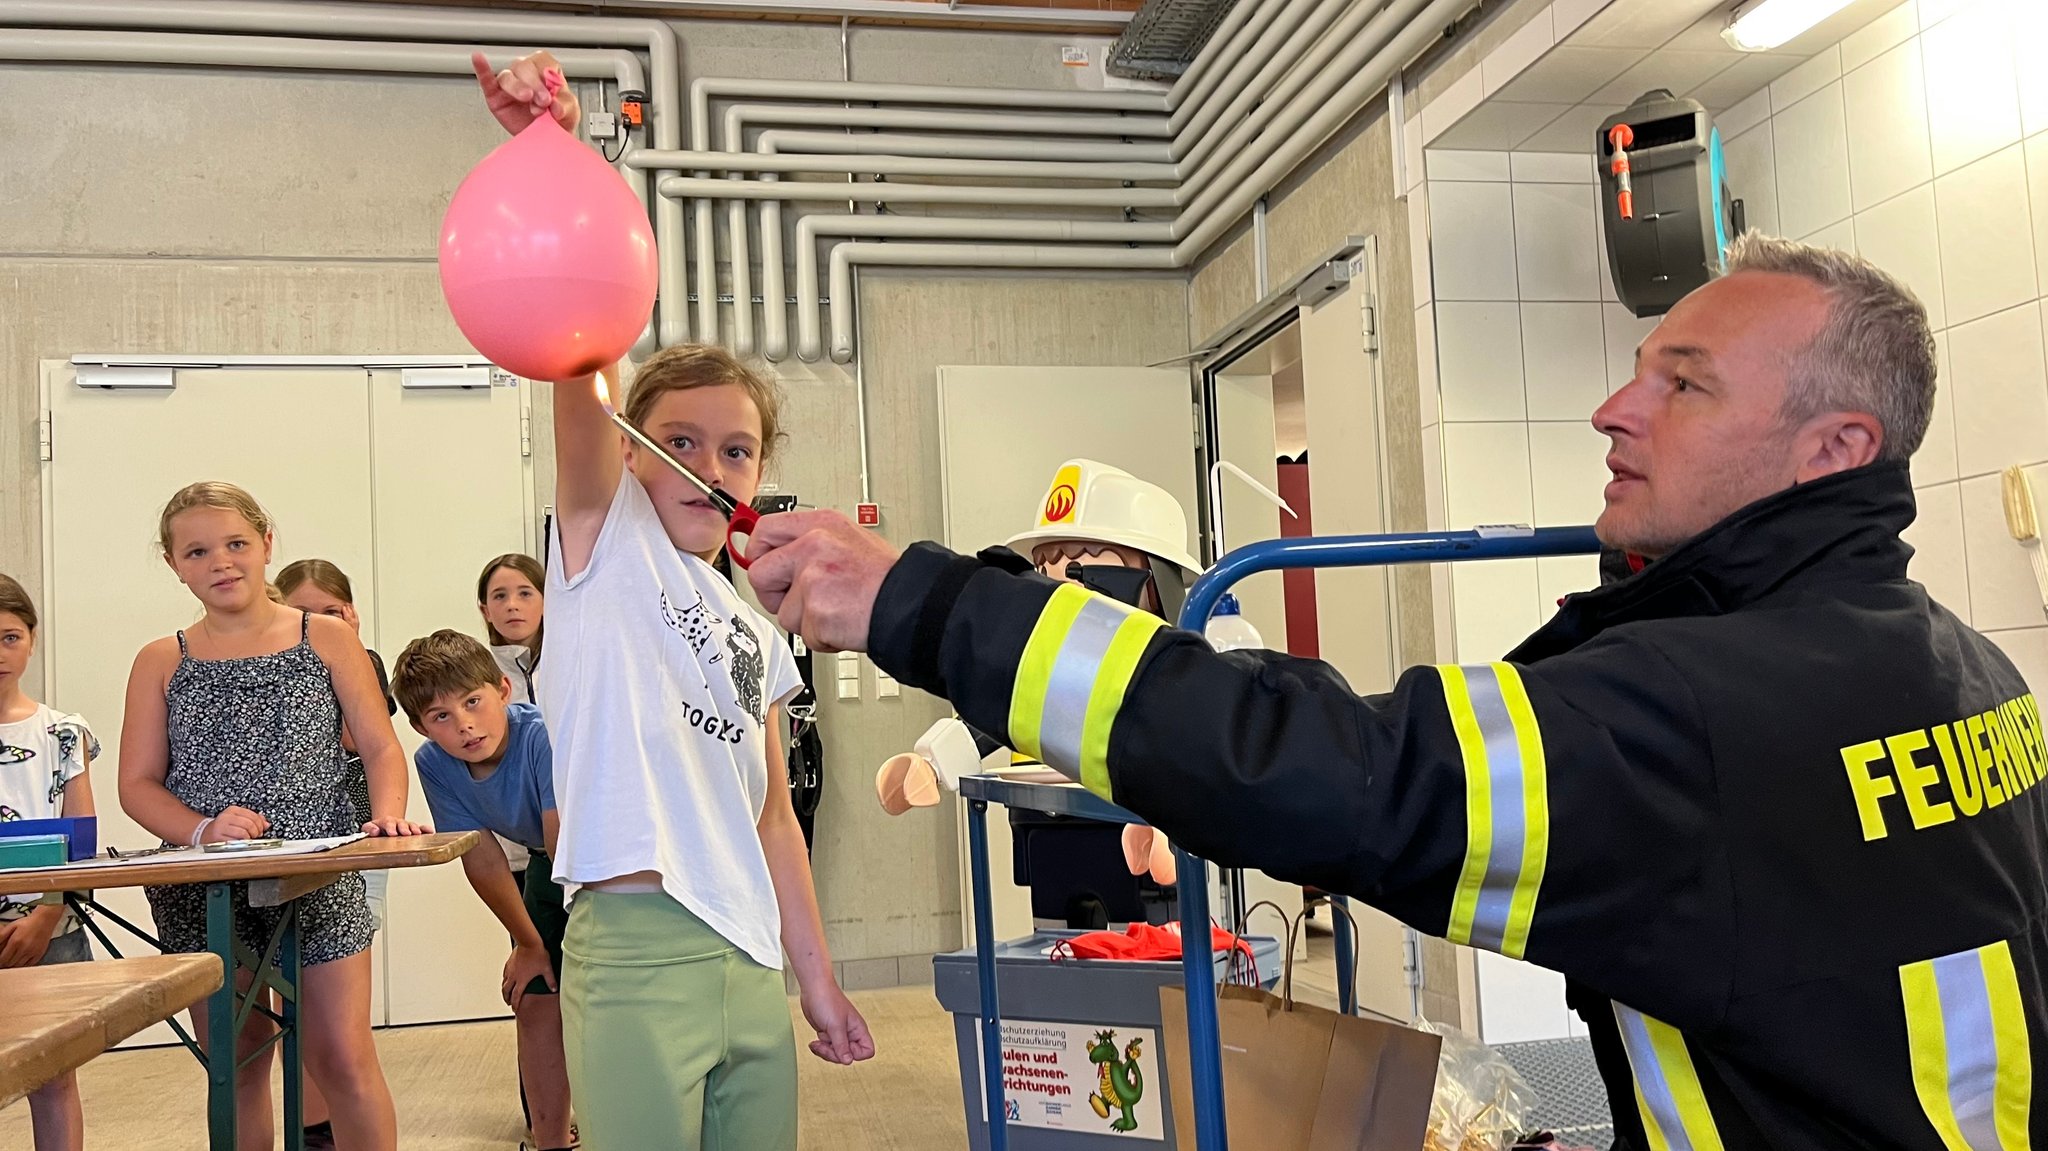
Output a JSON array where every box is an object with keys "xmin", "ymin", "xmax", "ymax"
[{"xmin": 0, "ymin": 816, "xmax": 97, "ymax": 861}]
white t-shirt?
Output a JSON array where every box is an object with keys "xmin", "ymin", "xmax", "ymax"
[
  {"xmin": 0, "ymin": 704, "xmax": 97, "ymax": 924},
  {"xmin": 542, "ymin": 473, "xmax": 800, "ymax": 970}
]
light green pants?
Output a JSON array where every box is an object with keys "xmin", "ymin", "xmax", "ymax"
[{"xmin": 561, "ymin": 891, "xmax": 798, "ymax": 1151}]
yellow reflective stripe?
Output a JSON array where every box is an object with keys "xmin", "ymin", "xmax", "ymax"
[
  {"xmin": 1436, "ymin": 663, "xmax": 1550, "ymax": 959},
  {"xmin": 1005, "ymin": 583, "xmax": 1164, "ymax": 804},
  {"xmin": 1009, "ymin": 584, "xmax": 1091, "ymax": 765},
  {"xmin": 1439, "ymin": 665, "xmax": 1490, "ymax": 948},
  {"xmin": 1077, "ymin": 612, "xmax": 1165, "ymax": 801},
  {"xmin": 1498, "ymin": 666, "xmax": 1550, "ymax": 960},
  {"xmin": 1983, "ymin": 943, "xmax": 2034, "ymax": 1151},
  {"xmin": 1613, "ymin": 1005, "xmax": 1727, "ymax": 1151},
  {"xmin": 1902, "ymin": 939, "xmax": 2035, "ymax": 1151},
  {"xmin": 1905, "ymin": 960, "xmax": 1971, "ymax": 1151}
]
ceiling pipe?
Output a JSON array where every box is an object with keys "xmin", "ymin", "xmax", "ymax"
[
  {"xmin": 826, "ymin": 242, "xmax": 1179, "ymax": 359},
  {"xmin": 628, "ymin": 149, "xmax": 1174, "ymax": 181},
  {"xmin": 546, "ymin": 0, "xmax": 1136, "ymax": 31},
  {"xmin": 716, "ymin": 101, "xmax": 1169, "ymax": 354},
  {"xmin": 657, "ymin": 177, "xmax": 1174, "ymax": 208},
  {"xmin": 810, "ymin": 0, "xmax": 1474, "ymax": 363},
  {"xmin": 789, "ymin": 217, "xmax": 1173, "ymax": 363},
  {"xmin": 1162, "ymin": 0, "xmax": 1263, "ymax": 115},
  {"xmin": 0, "ymin": 0, "xmax": 692, "ymax": 345},
  {"xmin": 747, "ymin": 129, "xmax": 1175, "ymax": 163},
  {"xmin": 1165, "ymin": 0, "xmax": 1286, "ymax": 134}
]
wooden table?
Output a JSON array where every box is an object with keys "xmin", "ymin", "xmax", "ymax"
[
  {"xmin": 0, "ymin": 953, "xmax": 223, "ymax": 1108},
  {"xmin": 0, "ymin": 833, "xmax": 477, "ymax": 1151}
]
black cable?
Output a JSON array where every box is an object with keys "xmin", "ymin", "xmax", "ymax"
[{"xmin": 604, "ymin": 127, "xmax": 630, "ymax": 164}]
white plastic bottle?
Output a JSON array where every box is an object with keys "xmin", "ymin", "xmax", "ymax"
[{"xmin": 1203, "ymin": 593, "xmax": 1266, "ymax": 652}]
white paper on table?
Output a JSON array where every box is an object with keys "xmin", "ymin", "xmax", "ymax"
[{"xmin": 0, "ymin": 834, "xmax": 367, "ymax": 875}]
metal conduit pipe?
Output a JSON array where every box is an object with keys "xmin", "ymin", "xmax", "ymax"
[
  {"xmin": 826, "ymin": 242, "xmax": 1178, "ymax": 360},
  {"xmin": 716, "ymin": 102, "xmax": 1170, "ymax": 353},
  {"xmin": 1165, "ymin": 0, "xmax": 1322, "ymax": 158},
  {"xmin": 679, "ymin": 0, "xmax": 1434, "ymax": 358},
  {"xmin": 1171, "ymin": 0, "xmax": 1360, "ymax": 170},
  {"xmin": 1176, "ymin": 0, "xmax": 1422, "ymax": 200},
  {"xmin": 0, "ymin": 0, "xmax": 690, "ymax": 345},
  {"xmin": 803, "ymin": 0, "xmax": 1475, "ymax": 362},
  {"xmin": 657, "ymin": 177, "xmax": 1175, "ymax": 208},
  {"xmin": 752, "ymin": 130, "xmax": 1175, "ymax": 163},
  {"xmin": 0, "ymin": 26, "xmax": 661, "ymax": 354},
  {"xmin": 627, "ymin": 149, "xmax": 1175, "ymax": 181},
  {"xmin": 1162, "ymin": 0, "xmax": 1263, "ymax": 114},
  {"xmin": 785, "ymin": 216, "xmax": 1174, "ymax": 363},
  {"xmin": 1175, "ymin": 0, "xmax": 1472, "ymax": 259},
  {"xmin": 687, "ymin": 76, "xmax": 1163, "ymax": 144},
  {"xmin": 1164, "ymin": 0, "xmax": 1285, "ymax": 134}
]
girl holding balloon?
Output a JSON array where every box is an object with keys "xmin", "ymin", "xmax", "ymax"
[{"xmin": 459, "ymin": 52, "xmax": 874, "ymax": 1150}]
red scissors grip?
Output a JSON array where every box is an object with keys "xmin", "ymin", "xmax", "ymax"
[{"xmin": 725, "ymin": 502, "xmax": 762, "ymax": 569}]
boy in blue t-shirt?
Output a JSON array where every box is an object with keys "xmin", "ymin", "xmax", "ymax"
[{"xmin": 392, "ymin": 629, "xmax": 573, "ymax": 1151}]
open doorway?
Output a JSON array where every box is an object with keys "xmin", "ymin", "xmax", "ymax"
[{"xmin": 1202, "ymin": 317, "xmax": 1321, "ymax": 659}]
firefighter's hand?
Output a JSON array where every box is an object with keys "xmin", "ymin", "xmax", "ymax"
[
  {"xmin": 744, "ymin": 510, "xmax": 900, "ymax": 654},
  {"xmin": 472, "ymin": 50, "xmax": 579, "ymax": 137}
]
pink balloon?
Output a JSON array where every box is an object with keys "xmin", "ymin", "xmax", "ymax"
[{"xmin": 438, "ymin": 114, "xmax": 656, "ymax": 382}]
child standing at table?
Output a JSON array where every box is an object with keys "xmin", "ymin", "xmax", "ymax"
[
  {"xmin": 273, "ymin": 558, "xmax": 400, "ymax": 1151},
  {"xmin": 118, "ymin": 483, "xmax": 428, "ymax": 1151},
  {"xmin": 0, "ymin": 573, "xmax": 99, "ymax": 1151}
]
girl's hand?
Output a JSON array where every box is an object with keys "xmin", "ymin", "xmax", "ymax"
[
  {"xmin": 205, "ymin": 805, "xmax": 270, "ymax": 843},
  {"xmin": 800, "ymin": 982, "xmax": 877, "ymax": 1065},
  {"xmin": 471, "ymin": 50, "xmax": 579, "ymax": 137},
  {"xmin": 362, "ymin": 817, "xmax": 432, "ymax": 838}
]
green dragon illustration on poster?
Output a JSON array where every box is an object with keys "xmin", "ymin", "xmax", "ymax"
[{"xmin": 1087, "ymin": 1030, "xmax": 1145, "ymax": 1133}]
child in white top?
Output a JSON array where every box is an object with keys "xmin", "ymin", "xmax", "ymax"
[
  {"xmin": 0, "ymin": 572, "xmax": 99, "ymax": 1151},
  {"xmin": 478, "ymin": 50, "xmax": 873, "ymax": 1151}
]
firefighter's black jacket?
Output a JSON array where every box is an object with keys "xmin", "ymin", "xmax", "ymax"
[{"xmin": 871, "ymin": 461, "xmax": 2048, "ymax": 1149}]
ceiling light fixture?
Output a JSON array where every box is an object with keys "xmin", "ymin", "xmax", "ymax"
[{"xmin": 1721, "ymin": 0, "xmax": 1857, "ymax": 51}]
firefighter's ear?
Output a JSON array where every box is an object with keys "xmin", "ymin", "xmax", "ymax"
[{"xmin": 1793, "ymin": 410, "xmax": 1882, "ymax": 482}]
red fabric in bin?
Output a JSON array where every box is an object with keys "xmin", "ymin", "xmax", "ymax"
[{"xmin": 1054, "ymin": 922, "xmax": 1252, "ymax": 963}]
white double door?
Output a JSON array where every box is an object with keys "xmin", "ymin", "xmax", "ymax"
[{"xmin": 41, "ymin": 362, "xmax": 536, "ymax": 1040}]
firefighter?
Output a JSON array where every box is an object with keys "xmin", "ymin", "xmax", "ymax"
[
  {"xmin": 876, "ymin": 460, "xmax": 1197, "ymax": 888},
  {"xmin": 746, "ymin": 233, "xmax": 2048, "ymax": 1148}
]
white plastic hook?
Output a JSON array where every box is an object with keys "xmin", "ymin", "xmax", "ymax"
[{"xmin": 1208, "ymin": 459, "xmax": 1298, "ymax": 569}]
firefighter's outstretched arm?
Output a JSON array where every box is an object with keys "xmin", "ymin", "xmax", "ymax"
[{"xmin": 871, "ymin": 543, "xmax": 1735, "ymax": 1022}]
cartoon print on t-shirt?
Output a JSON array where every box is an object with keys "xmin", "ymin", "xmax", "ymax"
[
  {"xmin": 0, "ymin": 742, "xmax": 31, "ymax": 765},
  {"xmin": 659, "ymin": 590, "xmax": 725, "ymax": 664},
  {"xmin": 726, "ymin": 619, "xmax": 766, "ymax": 724},
  {"xmin": 0, "ymin": 804, "xmax": 19, "ymax": 821}
]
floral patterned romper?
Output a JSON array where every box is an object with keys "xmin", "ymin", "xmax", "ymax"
[{"xmin": 142, "ymin": 612, "xmax": 373, "ymax": 965}]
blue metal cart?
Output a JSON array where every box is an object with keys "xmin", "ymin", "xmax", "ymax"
[{"xmin": 961, "ymin": 524, "xmax": 1602, "ymax": 1151}]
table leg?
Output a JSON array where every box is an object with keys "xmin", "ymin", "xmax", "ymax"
[
  {"xmin": 282, "ymin": 907, "xmax": 304, "ymax": 1151},
  {"xmin": 205, "ymin": 882, "xmax": 237, "ymax": 1151},
  {"xmin": 1176, "ymin": 847, "xmax": 1229, "ymax": 1150},
  {"xmin": 967, "ymin": 799, "xmax": 1005, "ymax": 1151}
]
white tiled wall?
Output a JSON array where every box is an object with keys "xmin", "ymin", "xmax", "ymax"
[
  {"xmin": 1714, "ymin": 0, "xmax": 2048, "ymax": 696},
  {"xmin": 1409, "ymin": 0, "xmax": 2048, "ymax": 1047},
  {"xmin": 1414, "ymin": 148, "xmax": 1616, "ymax": 668}
]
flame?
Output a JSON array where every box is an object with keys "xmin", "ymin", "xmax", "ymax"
[{"xmin": 593, "ymin": 368, "xmax": 617, "ymax": 414}]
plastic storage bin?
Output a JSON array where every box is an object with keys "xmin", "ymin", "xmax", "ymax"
[{"xmin": 934, "ymin": 930, "xmax": 1281, "ymax": 1150}]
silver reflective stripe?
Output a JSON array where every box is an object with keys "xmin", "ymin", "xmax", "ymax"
[
  {"xmin": 1617, "ymin": 1007, "xmax": 1687, "ymax": 1151},
  {"xmin": 1036, "ymin": 596, "xmax": 1133, "ymax": 776},
  {"xmin": 1933, "ymin": 950, "xmax": 2004, "ymax": 1151},
  {"xmin": 1465, "ymin": 665, "xmax": 1527, "ymax": 953}
]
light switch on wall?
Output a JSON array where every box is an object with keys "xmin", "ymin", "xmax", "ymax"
[
  {"xmin": 835, "ymin": 652, "xmax": 860, "ymax": 699},
  {"xmin": 876, "ymin": 669, "xmax": 901, "ymax": 698}
]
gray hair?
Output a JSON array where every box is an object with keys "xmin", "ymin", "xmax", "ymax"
[{"xmin": 1721, "ymin": 231, "xmax": 1936, "ymax": 462}]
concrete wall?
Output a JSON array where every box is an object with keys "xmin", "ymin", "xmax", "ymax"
[{"xmin": 0, "ymin": 18, "xmax": 1187, "ymax": 985}]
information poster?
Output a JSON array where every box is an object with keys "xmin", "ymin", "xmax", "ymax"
[{"xmin": 977, "ymin": 1018, "xmax": 1164, "ymax": 1140}]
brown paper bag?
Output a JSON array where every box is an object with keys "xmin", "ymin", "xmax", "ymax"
[{"xmin": 1159, "ymin": 905, "xmax": 1442, "ymax": 1150}]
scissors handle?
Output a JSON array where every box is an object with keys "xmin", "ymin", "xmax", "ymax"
[{"xmin": 726, "ymin": 502, "xmax": 762, "ymax": 569}]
